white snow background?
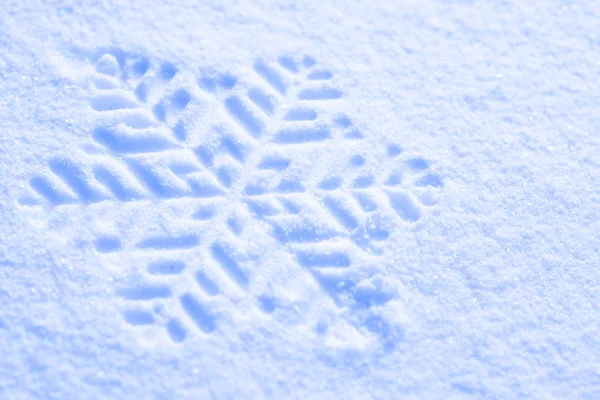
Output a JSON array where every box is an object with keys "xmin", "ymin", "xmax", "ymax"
[{"xmin": 1, "ymin": 0, "xmax": 599, "ymax": 398}]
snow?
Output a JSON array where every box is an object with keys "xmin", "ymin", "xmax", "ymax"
[{"xmin": 1, "ymin": 0, "xmax": 599, "ymax": 398}]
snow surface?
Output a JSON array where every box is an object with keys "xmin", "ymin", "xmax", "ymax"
[{"xmin": 1, "ymin": 0, "xmax": 599, "ymax": 398}]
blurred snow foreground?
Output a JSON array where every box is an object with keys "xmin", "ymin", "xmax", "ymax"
[{"xmin": 1, "ymin": 0, "xmax": 599, "ymax": 398}]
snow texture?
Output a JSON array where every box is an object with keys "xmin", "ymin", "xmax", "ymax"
[{"xmin": 1, "ymin": 0, "xmax": 599, "ymax": 398}]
